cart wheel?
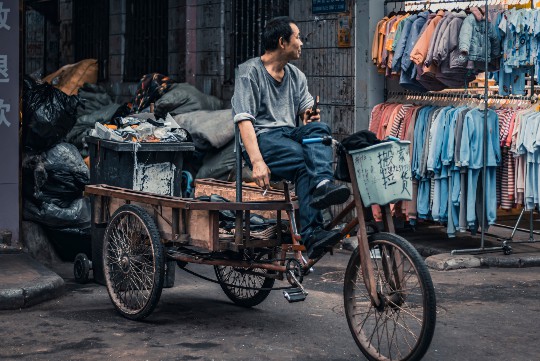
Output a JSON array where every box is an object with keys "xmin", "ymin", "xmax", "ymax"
[
  {"xmin": 73, "ymin": 253, "xmax": 91, "ymax": 284},
  {"xmin": 103, "ymin": 204, "xmax": 165, "ymax": 321},
  {"xmin": 214, "ymin": 252, "xmax": 275, "ymax": 307},
  {"xmin": 344, "ymin": 232, "xmax": 436, "ymax": 361},
  {"xmin": 503, "ymin": 245, "xmax": 513, "ymax": 255}
]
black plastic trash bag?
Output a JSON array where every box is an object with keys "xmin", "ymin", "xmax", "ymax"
[
  {"xmin": 22, "ymin": 143, "xmax": 89, "ymax": 206},
  {"xmin": 23, "ymin": 197, "xmax": 91, "ymax": 229},
  {"xmin": 22, "ymin": 76, "xmax": 81, "ymax": 151}
]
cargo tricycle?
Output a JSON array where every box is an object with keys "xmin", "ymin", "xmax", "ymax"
[{"xmin": 84, "ymin": 136, "xmax": 436, "ymax": 361}]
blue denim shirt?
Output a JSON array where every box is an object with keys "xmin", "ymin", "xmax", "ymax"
[
  {"xmin": 402, "ymin": 12, "xmax": 429, "ymax": 73},
  {"xmin": 392, "ymin": 14, "xmax": 418, "ymax": 73},
  {"xmin": 460, "ymin": 108, "xmax": 501, "ymax": 169}
]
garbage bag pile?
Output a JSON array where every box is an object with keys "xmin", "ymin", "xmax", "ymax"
[
  {"xmin": 22, "ymin": 62, "xmax": 236, "ymax": 244},
  {"xmin": 22, "ymin": 143, "xmax": 91, "ymax": 229},
  {"xmin": 22, "ymin": 75, "xmax": 91, "ymax": 235}
]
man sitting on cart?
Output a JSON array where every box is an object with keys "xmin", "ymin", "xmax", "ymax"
[{"xmin": 232, "ymin": 16, "xmax": 350, "ymax": 258}]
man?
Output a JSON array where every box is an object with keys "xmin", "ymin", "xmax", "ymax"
[{"xmin": 232, "ymin": 17, "xmax": 350, "ymax": 258}]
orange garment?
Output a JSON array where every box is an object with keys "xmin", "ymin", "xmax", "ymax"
[
  {"xmin": 385, "ymin": 14, "xmax": 408, "ymax": 51},
  {"xmin": 377, "ymin": 18, "xmax": 389, "ymax": 68},
  {"xmin": 375, "ymin": 103, "xmax": 398, "ymax": 139},
  {"xmin": 379, "ymin": 104, "xmax": 402, "ymax": 139},
  {"xmin": 410, "ymin": 10, "xmax": 445, "ymax": 65},
  {"xmin": 369, "ymin": 103, "xmax": 388, "ymax": 132},
  {"xmin": 372, "ymin": 18, "xmax": 388, "ymax": 65}
]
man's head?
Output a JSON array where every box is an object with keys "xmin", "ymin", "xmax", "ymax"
[{"xmin": 262, "ymin": 16, "xmax": 303, "ymax": 60}]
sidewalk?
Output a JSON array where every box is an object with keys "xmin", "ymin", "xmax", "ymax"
[
  {"xmin": 344, "ymin": 222, "xmax": 540, "ymax": 270},
  {"xmin": 0, "ymin": 249, "xmax": 64, "ymax": 310},
  {"xmin": 1, "ymin": 220, "xmax": 539, "ymax": 310}
]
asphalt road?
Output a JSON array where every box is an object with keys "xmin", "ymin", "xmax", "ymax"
[{"xmin": 1, "ymin": 250, "xmax": 539, "ymax": 361}]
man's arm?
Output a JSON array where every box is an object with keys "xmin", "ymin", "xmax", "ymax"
[{"xmin": 237, "ymin": 120, "xmax": 271, "ymax": 189}]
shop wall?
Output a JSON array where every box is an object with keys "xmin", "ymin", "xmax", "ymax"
[
  {"xmin": 354, "ymin": 0, "xmax": 385, "ymax": 131},
  {"xmin": 185, "ymin": 0, "xmax": 228, "ymax": 99},
  {"xmin": 24, "ymin": 6, "xmax": 59, "ymax": 76},
  {"xmin": 58, "ymin": 0, "xmax": 73, "ymax": 66},
  {"xmin": 291, "ymin": 2, "xmax": 355, "ymax": 141}
]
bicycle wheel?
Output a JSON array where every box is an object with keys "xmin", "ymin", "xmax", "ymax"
[
  {"xmin": 344, "ymin": 232, "xmax": 436, "ymax": 361},
  {"xmin": 103, "ymin": 204, "xmax": 165, "ymax": 320},
  {"xmin": 214, "ymin": 252, "xmax": 275, "ymax": 307}
]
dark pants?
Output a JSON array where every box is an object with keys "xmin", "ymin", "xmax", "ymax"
[{"xmin": 245, "ymin": 122, "xmax": 334, "ymax": 240}]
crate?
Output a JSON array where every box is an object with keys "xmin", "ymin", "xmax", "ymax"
[
  {"xmin": 349, "ymin": 141, "xmax": 412, "ymax": 207},
  {"xmin": 87, "ymin": 137, "xmax": 194, "ymax": 285},
  {"xmin": 194, "ymin": 178, "xmax": 294, "ymax": 220}
]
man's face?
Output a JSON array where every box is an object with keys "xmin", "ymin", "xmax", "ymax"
[{"xmin": 282, "ymin": 23, "xmax": 303, "ymax": 60}]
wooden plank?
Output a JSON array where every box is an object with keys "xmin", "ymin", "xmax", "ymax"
[
  {"xmin": 86, "ymin": 185, "xmax": 294, "ymax": 211},
  {"xmin": 186, "ymin": 209, "xmax": 215, "ymax": 250}
]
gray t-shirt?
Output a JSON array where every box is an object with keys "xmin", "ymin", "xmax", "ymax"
[{"xmin": 231, "ymin": 57, "xmax": 313, "ymax": 133}]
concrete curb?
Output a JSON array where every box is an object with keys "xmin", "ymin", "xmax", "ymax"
[
  {"xmin": 425, "ymin": 254, "xmax": 481, "ymax": 270},
  {"xmin": 0, "ymin": 253, "xmax": 65, "ymax": 310}
]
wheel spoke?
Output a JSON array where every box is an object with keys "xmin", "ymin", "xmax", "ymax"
[
  {"xmin": 344, "ymin": 234, "xmax": 436, "ymax": 361},
  {"xmin": 103, "ymin": 206, "xmax": 164, "ymax": 320}
]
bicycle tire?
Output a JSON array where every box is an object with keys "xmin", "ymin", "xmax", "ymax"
[
  {"xmin": 214, "ymin": 252, "xmax": 275, "ymax": 307},
  {"xmin": 344, "ymin": 232, "xmax": 436, "ymax": 361},
  {"xmin": 103, "ymin": 204, "xmax": 165, "ymax": 320}
]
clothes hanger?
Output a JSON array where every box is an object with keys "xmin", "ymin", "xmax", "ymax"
[{"xmin": 388, "ymin": 2, "xmax": 397, "ymax": 18}]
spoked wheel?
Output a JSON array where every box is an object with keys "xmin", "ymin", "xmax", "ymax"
[
  {"xmin": 344, "ymin": 232, "xmax": 436, "ymax": 361},
  {"xmin": 214, "ymin": 251, "xmax": 275, "ymax": 307},
  {"xmin": 103, "ymin": 204, "xmax": 165, "ymax": 320}
]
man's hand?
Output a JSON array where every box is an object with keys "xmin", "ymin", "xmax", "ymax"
[
  {"xmin": 251, "ymin": 159, "xmax": 271, "ymax": 190},
  {"xmin": 303, "ymin": 108, "xmax": 320, "ymax": 125}
]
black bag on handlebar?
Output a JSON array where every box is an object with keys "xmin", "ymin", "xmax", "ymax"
[{"xmin": 334, "ymin": 130, "xmax": 381, "ymax": 182}]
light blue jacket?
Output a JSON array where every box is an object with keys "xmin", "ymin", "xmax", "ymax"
[
  {"xmin": 392, "ymin": 14, "xmax": 418, "ymax": 73},
  {"xmin": 458, "ymin": 10, "xmax": 501, "ymax": 63},
  {"xmin": 459, "ymin": 108, "xmax": 501, "ymax": 169}
]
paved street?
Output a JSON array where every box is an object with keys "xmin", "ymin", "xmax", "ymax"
[{"xmin": 1, "ymin": 249, "xmax": 539, "ymax": 361}]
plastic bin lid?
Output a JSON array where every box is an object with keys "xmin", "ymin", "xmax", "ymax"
[{"xmin": 87, "ymin": 136, "xmax": 195, "ymax": 152}]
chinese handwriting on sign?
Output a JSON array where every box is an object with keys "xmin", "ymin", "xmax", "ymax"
[
  {"xmin": 397, "ymin": 146, "xmax": 411, "ymax": 196},
  {"xmin": 0, "ymin": 2, "xmax": 10, "ymax": 30},
  {"xmin": 377, "ymin": 150, "xmax": 396, "ymax": 189},
  {"xmin": 0, "ymin": 99, "xmax": 10, "ymax": 127}
]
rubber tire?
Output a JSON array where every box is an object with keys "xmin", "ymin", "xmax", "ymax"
[
  {"xmin": 103, "ymin": 204, "xmax": 165, "ymax": 321},
  {"xmin": 73, "ymin": 253, "xmax": 91, "ymax": 284},
  {"xmin": 344, "ymin": 232, "xmax": 436, "ymax": 361},
  {"xmin": 214, "ymin": 254, "xmax": 275, "ymax": 308}
]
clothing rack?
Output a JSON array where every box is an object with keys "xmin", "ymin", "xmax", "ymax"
[
  {"xmin": 386, "ymin": 91, "xmax": 537, "ymax": 102},
  {"xmin": 386, "ymin": 90, "xmax": 539, "ymax": 253},
  {"xmin": 382, "ymin": 0, "xmax": 538, "ymax": 255}
]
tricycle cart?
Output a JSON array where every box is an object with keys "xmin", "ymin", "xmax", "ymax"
[{"xmin": 84, "ymin": 137, "xmax": 436, "ymax": 361}]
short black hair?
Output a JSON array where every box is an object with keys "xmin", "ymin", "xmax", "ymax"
[{"xmin": 262, "ymin": 16, "xmax": 297, "ymax": 51}]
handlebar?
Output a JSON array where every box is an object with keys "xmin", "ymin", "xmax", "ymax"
[
  {"xmin": 302, "ymin": 135, "xmax": 401, "ymax": 146},
  {"xmin": 302, "ymin": 136, "xmax": 335, "ymax": 146}
]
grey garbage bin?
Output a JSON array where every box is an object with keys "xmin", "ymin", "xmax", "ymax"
[{"xmin": 86, "ymin": 136, "xmax": 194, "ymax": 285}]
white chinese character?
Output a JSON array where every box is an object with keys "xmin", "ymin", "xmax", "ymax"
[
  {"xmin": 0, "ymin": 99, "xmax": 10, "ymax": 127},
  {"xmin": 0, "ymin": 54, "xmax": 7, "ymax": 82},
  {"xmin": 0, "ymin": 2, "xmax": 10, "ymax": 30}
]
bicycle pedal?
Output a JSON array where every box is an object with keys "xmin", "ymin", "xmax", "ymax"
[{"xmin": 283, "ymin": 288, "xmax": 308, "ymax": 303}]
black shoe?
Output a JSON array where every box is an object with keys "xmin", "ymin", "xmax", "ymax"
[
  {"xmin": 304, "ymin": 228, "xmax": 342, "ymax": 259},
  {"xmin": 310, "ymin": 182, "xmax": 351, "ymax": 210}
]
